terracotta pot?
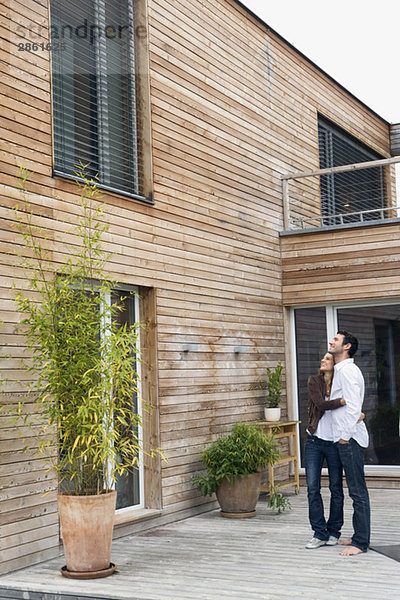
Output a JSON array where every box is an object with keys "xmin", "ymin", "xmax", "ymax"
[
  {"xmin": 264, "ymin": 407, "xmax": 281, "ymax": 422},
  {"xmin": 58, "ymin": 490, "xmax": 117, "ymax": 575},
  {"xmin": 216, "ymin": 471, "xmax": 262, "ymax": 517}
]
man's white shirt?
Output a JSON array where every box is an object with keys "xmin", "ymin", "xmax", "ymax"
[{"xmin": 330, "ymin": 358, "xmax": 369, "ymax": 448}]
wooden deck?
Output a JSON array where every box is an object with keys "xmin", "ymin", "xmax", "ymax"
[{"xmin": 0, "ymin": 487, "xmax": 399, "ymax": 599}]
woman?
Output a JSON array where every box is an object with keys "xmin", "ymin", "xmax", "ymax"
[{"xmin": 305, "ymin": 352, "xmax": 346, "ymax": 549}]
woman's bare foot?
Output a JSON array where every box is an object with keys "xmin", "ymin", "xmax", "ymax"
[
  {"xmin": 339, "ymin": 545, "xmax": 363, "ymax": 556},
  {"xmin": 338, "ymin": 538, "xmax": 352, "ymax": 546}
]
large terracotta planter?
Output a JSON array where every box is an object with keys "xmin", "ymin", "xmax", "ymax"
[
  {"xmin": 58, "ymin": 489, "xmax": 117, "ymax": 578},
  {"xmin": 216, "ymin": 471, "xmax": 262, "ymax": 518}
]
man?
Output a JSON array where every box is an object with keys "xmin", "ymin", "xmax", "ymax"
[{"xmin": 329, "ymin": 330, "xmax": 370, "ymax": 556}]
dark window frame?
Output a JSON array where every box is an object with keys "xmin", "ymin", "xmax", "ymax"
[
  {"xmin": 318, "ymin": 116, "xmax": 385, "ymax": 223},
  {"xmin": 50, "ymin": 0, "xmax": 152, "ymax": 204}
]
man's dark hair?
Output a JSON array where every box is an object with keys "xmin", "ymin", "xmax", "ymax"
[{"xmin": 337, "ymin": 330, "xmax": 358, "ymax": 358}]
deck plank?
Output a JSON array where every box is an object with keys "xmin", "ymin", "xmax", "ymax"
[{"xmin": 0, "ymin": 488, "xmax": 399, "ymax": 599}]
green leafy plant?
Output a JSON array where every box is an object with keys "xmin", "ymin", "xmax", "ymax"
[
  {"xmin": 12, "ymin": 165, "xmax": 164, "ymax": 495},
  {"xmin": 260, "ymin": 362, "xmax": 283, "ymax": 408},
  {"xmin": 268, "ymin": 485, "xmax": 291, "ymax": 513},
  {"xmin": 192, "ymin": 422, "xmax": 280, "ymax": 497}
]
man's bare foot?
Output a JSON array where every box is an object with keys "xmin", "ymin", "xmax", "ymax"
[
  {"xmin": 338, "ymin": 538, "xmax": 352, "ymax": 546},
  {"xmin": 339, "ymin": 545, "xmax": 363, "ymax": 556}
]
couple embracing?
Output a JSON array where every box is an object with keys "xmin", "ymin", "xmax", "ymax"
[{"xmin": 305, "ymin": 330, "xmax": 370, "ymax": 556}]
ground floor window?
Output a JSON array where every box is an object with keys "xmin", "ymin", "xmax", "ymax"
[
  {"xmin": 59, "ymin": 285, "xmax": 144, "ymax": 508},
  {"xmin": 293, "ymin": 302, "xmax": 400, "ymax": 469},
  {"xmin": 109, "ymin": 287, "xmax": 143, "ymax": 510},
  {"xmin": 112, "ymin": 288, "xmax": 143, "ymax": 509}
]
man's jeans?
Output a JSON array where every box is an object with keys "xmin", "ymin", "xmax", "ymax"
[
  {"xmin": 305, "ymin": 434, "xmax": 344, "ymax": 541},
  {"xmin": 337, "ymin": 438, "xmax": 370, "ymax": 552}
]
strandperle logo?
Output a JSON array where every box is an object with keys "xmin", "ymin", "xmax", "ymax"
[{"xmin": 15, "ymin": 19, "xmax": 147, "ymax": 45}]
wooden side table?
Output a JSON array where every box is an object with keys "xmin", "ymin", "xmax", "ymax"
[{"xmin": 255, "ymin": 420, "xmax": 301, "ymax": 494}]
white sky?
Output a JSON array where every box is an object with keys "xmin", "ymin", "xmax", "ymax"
[{"xmin": 241, "ymin": 0, "xmax": 400, "ymax": 124}]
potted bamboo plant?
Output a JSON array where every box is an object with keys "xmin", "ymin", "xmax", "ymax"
[
  {"xmin": 260, "ymin": 362, "xmax": 283, "ymax": 422},
  {"xmin": 12, "ymin": 166, "xmax": 162, "ymax": 579},
  {"xmin": 192, "ymin": 422, "xmax": 289, "ymax": 517}
]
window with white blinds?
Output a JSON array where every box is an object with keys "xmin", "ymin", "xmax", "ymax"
[
  {"xmin": 50, "ymin": 0, "xmax": 144, "ymax": 199},
  {"xmin": 318, "ymin": 117, "xmax": 384, "ymax": 223}
]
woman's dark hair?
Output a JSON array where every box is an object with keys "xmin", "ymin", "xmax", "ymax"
[{"xmin": 337, "ymin": 330, "xmax": 359, "ymax": 358}]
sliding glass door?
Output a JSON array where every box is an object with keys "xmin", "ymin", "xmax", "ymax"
[
  {"xmin": 294, "ymin": 307, "xmax": 328, "ymax": 463},
  {"xmin": 293, "ymin": 302, "xmax": 400, "ymax": 469}
]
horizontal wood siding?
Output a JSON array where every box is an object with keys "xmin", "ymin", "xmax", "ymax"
[
  {"xmin": 147, "ymin": 0, "xmax": 391, "ymax": 518},
  {"xmin": 0, "ymin": 0, "xmax": 58, "ymax": 577},
  {"xmin": 281, "ymin": 223, "xmax": 400, "ymax": 306},
  {"xmin": 0, "ymin": 0, "xmax": 393, "ymax": 575}
]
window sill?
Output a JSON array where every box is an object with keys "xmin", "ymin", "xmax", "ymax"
[
  {"xmin": 53, "ymin": 170, "xmax": 154, "ymax": 205},
  {"xmin": 114, "ymin": 507, "xmax": 162, "ymax": 527}
]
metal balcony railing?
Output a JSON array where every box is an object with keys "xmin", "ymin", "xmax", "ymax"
[{"xmin": 281, "ymin": 156, "xmax": 400, "ymax": 231}]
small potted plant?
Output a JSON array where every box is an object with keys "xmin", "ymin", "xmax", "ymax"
[
  {"xmin": 260, "ymin": 362, "xmax": 283, "ymax": 422},
  {"xmin": 192, "ymin": 422, "xmax": 284, "ymax": 517}
]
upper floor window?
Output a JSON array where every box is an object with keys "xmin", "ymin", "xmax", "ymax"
[
  {"xmin": 318, "ymin": 117, "xmax": 384, "ymax": 223},
  {"xmin": 50, "ymin": 0, "xmax": 145, "ymax": 198}
]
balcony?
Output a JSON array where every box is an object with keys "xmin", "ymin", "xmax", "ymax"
[{"xmin": 281, "ymin": 156, "xmax": 400, "ymax": 233}]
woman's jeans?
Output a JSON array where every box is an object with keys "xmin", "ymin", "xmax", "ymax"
[
  {"xmin": 305, "ymin": 434, "xmax": 344, "ymax": 541},
  {"xmin": 336, "ymin": 438, "xmax": 370, "ymax": 552}
]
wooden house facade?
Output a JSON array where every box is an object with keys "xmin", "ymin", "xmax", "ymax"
[{"xmin": 1, "ymin": 0, "xmax": 399, "ymax": 575}]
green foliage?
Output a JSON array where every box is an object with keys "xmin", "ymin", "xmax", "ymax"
[
  {"xmin": 268, "ymin": 485, "xmax": 291, "ymax": 513},
  {"xmin": 192, "ymin": 422, "xmax": 280, "ymax": 497},
  {"xmin": 12, "ymin": 164, "xmax": 164, "ymax": 495},
  {"xmin": 259, "ymin": 362, "xmax": 283, "ymax": 408}
]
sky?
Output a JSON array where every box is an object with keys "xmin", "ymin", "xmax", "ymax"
[{"xmin": 241, "ymin": 0, "xmax": 400, "ymax": 124}]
